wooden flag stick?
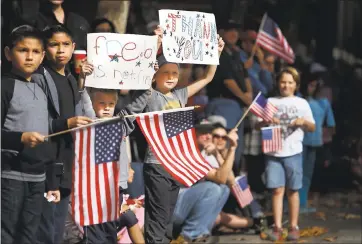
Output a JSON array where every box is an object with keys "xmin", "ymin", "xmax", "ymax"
[
  {"xmin": 44, "ymin": 105, "xmax": 201, "ymax": 139},
  {"xmin": 249, "ymin": 13, "xmax": 267, "ymax": 60},
  {"xmin": 44, "ymin": 116, "xmax": 123, "ymax": 139},
  {"xmin": 234, "ymin": 92, "xmax": 262, "ymax": 129}
]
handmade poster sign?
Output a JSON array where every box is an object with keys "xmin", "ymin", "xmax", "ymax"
[
  {"xmin": 86, "ymin": 33, "xmax": 157, "ymax": 89},
  {"xmin": 159, "ymin": 9, "xmax": 219, "ymax": 65}
]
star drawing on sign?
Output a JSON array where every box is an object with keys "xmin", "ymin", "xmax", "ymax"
[
  {"xmin": 110, "ymin": 54, "xmax": 119, "ymax": 62},
  {"xmin": 148, "ymin": 61, "xmax": 154, "ymax": 68},
  {"xmin": 135, "ymin": 60, "xmax": 141, "ymax": 67},
  {"xmin": 205, "ymin": 51, "xmax": 209, "ymax": 55}
]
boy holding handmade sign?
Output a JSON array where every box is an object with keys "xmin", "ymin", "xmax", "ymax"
[
  {"xmin": 137, "ymin": 24, "xmax": 225, "ymax": 243},
  {"xmin": 77, "ymin": 87, "xmax": 147, "ymax": 243},
  {"xmin": 75, "ymin": 56, "xmax": 159, "ymax": 243}
]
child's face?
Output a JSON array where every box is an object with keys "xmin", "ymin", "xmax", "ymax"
[
  {"xmin": 154, "ymin": 63, "xmax": 179, "ymax": 93},
  {"xmin": 278, "ymin": 73, "xmax": 297, "ymax": 97},
  {"xmin": 92, "ymin": 92, "xmax": 117, "ymax": 118},
  {"xmin": 5, "ymin": 38, "xmax": 44, "ymax": 78},
  {"xmin": 45, "ymin": 33, "xmax": 75, "ymax": 68}
]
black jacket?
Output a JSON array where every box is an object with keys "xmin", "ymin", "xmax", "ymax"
[
  {"xmin": 24, "ymin": 4, "xmax": 89, "ymax": 50},
  {"xmin": 33, "ymin": 66, "xmax": 95, "ymax": 190}
]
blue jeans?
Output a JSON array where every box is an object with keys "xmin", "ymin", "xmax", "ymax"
[
  {"xmin": 265, "ymin": 153, "xmax": 303, "ymax": 190},
  {"xmin": 1, "ymin": 178, "xmax": 45, "ymax": 244},
  {"xmin": 299, "ymin": 145, "xmax": 317, "ymax": 207},
  {"xmin": 36, "ymin": 188, "xmax": 71, "ymax": 244},
  {"xmin": 206, "ymin": 98, "xmax": 244, "ymax": 174},
  {"xmin": 172, "ymin": 181, "xmax": 229, "ymax": 240}
]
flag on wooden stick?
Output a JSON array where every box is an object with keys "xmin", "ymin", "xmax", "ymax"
[{"xmin": 136, "ymin": 107, "xmax": 212, "ymax": 187}]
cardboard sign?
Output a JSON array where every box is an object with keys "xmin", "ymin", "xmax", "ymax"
[
  {"xmin": 159, "ymin": 9, "xmax": 219, "ymax": 65},
  {"xmin": 86, "ymin": 33, "xmax": 157, "ymax": 89}
]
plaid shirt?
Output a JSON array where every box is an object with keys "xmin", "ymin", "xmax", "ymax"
[{"xmin": 244, "ymin": 113, "xmax": 262, "ymax": 156}]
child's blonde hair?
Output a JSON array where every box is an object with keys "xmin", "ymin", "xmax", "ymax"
[{"xmin": 88, "ymin": 88, "xmax": 118, "ymax": 101}]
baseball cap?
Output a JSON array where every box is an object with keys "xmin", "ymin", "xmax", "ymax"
[
  {"xmin": 220, "ymin": 20, "xmax": 242, "ymax": 31},
  {"xmin": 157, "ymin": 54, "xmax": 180, "ymax": 69},
  {"xmin": 195, "ymin": 115, "xmax": 227, "ymax": 133}
]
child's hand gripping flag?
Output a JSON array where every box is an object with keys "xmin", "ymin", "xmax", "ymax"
[
  {"xmin": 261, "ymin": 126, "xmax": 282, "ymax": 153},
  {"xmin": 249, "ymin": 92, "xmax": 278, "ymax": 122}
]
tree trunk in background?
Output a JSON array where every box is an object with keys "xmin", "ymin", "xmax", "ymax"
[{"xmin": 96, "ymin": 0, "xmax": 130, "ymax": 34}]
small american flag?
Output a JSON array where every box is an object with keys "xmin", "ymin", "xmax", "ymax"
[
  {"xmin": 250, "ymin": 92, "xmax": 278, "ymax": 122},
  {"xmin": 261, "ymin": 126, "xmax": 282, "ymax": 153},
  {"xmin": 136, "ymin": 107, "xmax": 212, "ymax": 187},
  {"xmin": 256, "ymin": 13, "xmax": 295, "ymax": 64},
  {"xmin": 231, "ymin": 175, "xmax": 253, "ymax": 208},
  {"xmin": 71, "ymin": 120, "xmax": 122, "ymax": 226}
]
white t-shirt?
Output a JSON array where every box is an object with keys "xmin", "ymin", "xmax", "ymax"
[
  {"xmin": 178, "ymin": 150, "xmax": 219, "ymax": 191},
  {"xmin": 201, "ymin": 150, "xmax": 219, "ymax": 169},
  {"xmin": 265, "ymin": 96, "xmax": 315, "ymax": 157}
]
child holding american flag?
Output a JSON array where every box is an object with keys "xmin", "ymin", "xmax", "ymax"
[
  {"xmin": 71, "ymin": 59, "xmax": 155, "ymax": 243},
  {"xmin": 256, "ymin": 67, "xmax": 315, "ymax": 241},
  {"xmin": 132, "ymin": 26, "xmax": 225, "ymax": 243}
]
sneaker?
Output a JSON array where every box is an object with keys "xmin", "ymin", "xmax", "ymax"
[
  {"xmin": 299, "ymin": 207, "xmax": 317, "ymax": 214},
  {"xmin": 287, "ymin": 226, "xmax": 300, "ymax": 241},
  {"xmin": 171, "ymin": 235, "xmax": 186, "ymax": 244},
  {"xmin": 266, "ymin": 226, "xmax": 283, "ymax": 241}
]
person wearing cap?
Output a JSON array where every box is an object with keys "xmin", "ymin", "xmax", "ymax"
[
  {"xmin": 170, "ymin": 117, "xmax": 238, "ymax": 242},
  {"xmin": 206, "ymin": 20, "xmax": 253, "ymax": 176},
  {"xmin": 239, "ymin": 30, "xmax": 273, "ymax": 97},
  {"xmin": 211, "ymin": 124, "xmax": 265, "ymax": 233},
  {"xmin": 134, "ymin": 26, "xmax": 225, "ymax": 243}
]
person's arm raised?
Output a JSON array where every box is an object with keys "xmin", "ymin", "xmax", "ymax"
[
  {"xmin": 186, "ymin": 35, "xmax": 225, "ymax": 98},
  {"xmin": 206, "ymin": 129, "xmax": 238, "ymax": 184}
]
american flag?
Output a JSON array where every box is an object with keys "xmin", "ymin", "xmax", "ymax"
[
  {"xmin": 71, "ymin": 120, "xmax": 122, "ymax": 226},
  {"xmin": 249, "ymin": 92, "xmax": 278, "ymax": 122},
  {"xmin": 136, "ymin": 107, "xmax": 212, "ymax": 187},
  {"xmin": 261, "ymin": 126, "xmax": 282, "ymax": 153},
  {"xmin": 231, "ymin": 175, "xmax": 253, "ymax": 208},
  {"xmin": 256, "ymin": 14, "xmax": 295, "ymax": 64}
]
